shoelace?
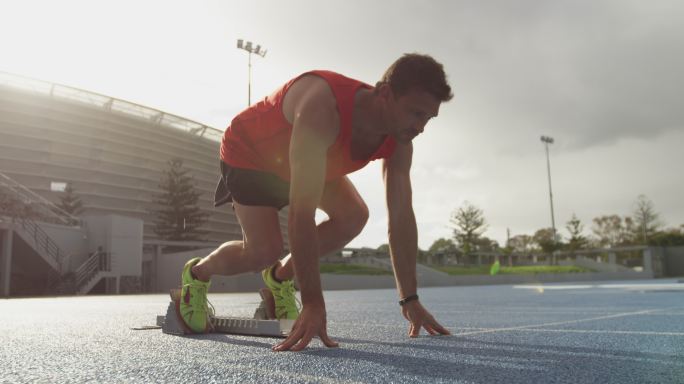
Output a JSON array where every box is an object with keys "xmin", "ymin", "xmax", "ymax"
[
  {"xmin": 206, "ymin": 299, "xmax": 216, "ymax": 331},
  {"xmin": 274, "ymin": 280, "xmax": 301, "ymax": 317},
  {"xmin": 188, "ymin": 282, "xmax": 216, "ymax": 331}
]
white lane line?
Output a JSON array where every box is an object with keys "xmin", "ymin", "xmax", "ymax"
[
  {"xmin": 514, "ymin": 283, "xmax": 684, "ymax": 291},
  {"xmin": 434, "ymin": 309, "xmax": 622, "ymax": 315},
  {"xmin": 457, "ymin": 308, "xmax": 666, "ymax": 336},
  {"xmin": 513, "ymin": 284, "xmax": 594, "ymax": 290},
  {"xmin": 509, "ymin": 328, "xmax": 684, "ymax": 336},
  {"xmin": 457, "ymin": 340, "xmax": 684, "ymax": 367},
  {"xmin": 448, "ymin": 326, "xmax": 684, "ymax": 336},
  {"xmin": 596, "ymin": 283, "xmax": 684, "ymax": 289}
]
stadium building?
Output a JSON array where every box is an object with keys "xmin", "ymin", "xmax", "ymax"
[{"xmin": 0, "ymin": 71, "xmax": 288, "ymax": 296}]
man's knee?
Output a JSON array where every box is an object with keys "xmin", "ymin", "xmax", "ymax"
[
  {"xmin": 336, "ymin": 201, "xmax": 369, "ymax": 239},
  {"xmin": 246, "ymin": 239, "xmax": 284, "ymax": 271}
]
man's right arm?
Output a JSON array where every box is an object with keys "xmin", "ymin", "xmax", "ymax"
[{"xmin": 273, "ymin": 78, "xmax": 339, "ymax": 352}]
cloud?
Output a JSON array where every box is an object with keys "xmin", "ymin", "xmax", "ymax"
[
  {"xmin": 442, "ymin": 0, "xmax": 684, "ymax": 155},
  {"xmin": 4, "ymin": 0, "xmax": 681, "ymax": 250}
]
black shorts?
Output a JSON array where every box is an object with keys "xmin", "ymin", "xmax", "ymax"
[{"xmin": 214, "ymin": 162, "xmax": 290, "ymax": 210}]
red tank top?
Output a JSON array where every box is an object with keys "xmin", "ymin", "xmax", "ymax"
[{"xmin": 220, "ymin": 70, "xmax": 397, "ymax": 182}]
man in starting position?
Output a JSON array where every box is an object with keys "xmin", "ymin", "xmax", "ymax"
[{"xmin": 178, "ymin": 53, "xmax": 453, "ymax": 351}]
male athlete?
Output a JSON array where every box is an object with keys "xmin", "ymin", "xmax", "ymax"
[{"xmin": 178, "ymin": 53, "xmax": 453, "ymax": 351}]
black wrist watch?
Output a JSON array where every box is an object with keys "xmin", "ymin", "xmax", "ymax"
[{"xmin": 399, "ymin": 294, "xmax": 419, "ymax": 306}]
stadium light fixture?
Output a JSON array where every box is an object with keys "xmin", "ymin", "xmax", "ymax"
[{"xmin": 237, "ymin": 39, "xmax": 267, "ymax": 106}]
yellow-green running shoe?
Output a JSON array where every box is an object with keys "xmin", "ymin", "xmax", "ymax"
[
  {"xmin": 261, "ymin": 264, "xmax": 300, "ymax": 320},
  {"xmin": 178, "ymin": 257, "xmax": 212, "ymax": 333}
]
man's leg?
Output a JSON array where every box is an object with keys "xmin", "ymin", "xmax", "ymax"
[
  {"xmin": 192, "ymin": 203, "xmax": 284, "ymax": 281},
  {"xmin": 274, "ymin": 176, "xmax": 369, "ymax": 281},
  {"xmin": 178, "ymin": 202, "xmax": 284, "ymax": 332}
]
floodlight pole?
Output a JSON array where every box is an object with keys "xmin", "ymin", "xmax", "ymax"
[
  {"xmin": 540, "ymin": 135, "xmax": 557, "ymax": 247},
  {"xmin": 237, "ymin": 39, "xmax": 267, "ymax": 107}
]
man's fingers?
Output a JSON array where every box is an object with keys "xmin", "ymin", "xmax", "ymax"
[
  {"xmin": 409, "ymin": 322, "xmax": 421, "ymax": 338},
  {"xmin": 273, "ymin": 338, "xmax": 296, "ymax": 352},
  {"xmin": 424, "ymin": 324, "xmax": 438, "ymax": 335},
  {"xmin": 289, "ymin": 331, "xmax": 315, "ymax": 352},
  {"xmin": 273, "ymin": 326, "xmax": 304, "ymax": 351},
  {"xmin": 428, "ymin": 318, "xmax": 451, "ymax": 335},
  {"xmin": 320, "ymin": 329, "xmax": 339, "ymax": 348},
  {"xmin": 424, "ymin": 319, "xmax": 450, "ymax": 336}
]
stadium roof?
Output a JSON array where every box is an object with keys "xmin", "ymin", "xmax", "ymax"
[{"xmin": 0, "ymin": 71, "xmax": 223, "ymax": 142}]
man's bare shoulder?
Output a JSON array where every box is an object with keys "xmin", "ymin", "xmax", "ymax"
[{"xmin": 282, "ymin": 74, "xmax": 337, "ymax": 125}]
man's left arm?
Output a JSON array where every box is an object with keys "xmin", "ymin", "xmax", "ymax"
[{"xmin": 383, "ymin": 142, "xmax": 451, "ymax": 337}]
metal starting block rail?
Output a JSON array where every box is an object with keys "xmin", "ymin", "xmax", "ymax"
[{"xmin": 156, "ymin": 289, "xmax": 294, "ymax": 338}]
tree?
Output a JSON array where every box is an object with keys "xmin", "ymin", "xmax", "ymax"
[
  {"xmin": 151, "ymin": 158, "xmax": 208, "ymax": 241},
  {"xmin": 533, "ymin": 228, "xmax": 559, "ymax": 254},
  {"xmin": 473, "ymin": 236, "xmax": 499, "ymax": 252},
  {"xmin": 591, "ymin": 215, "xmax": 634, "ymax": 247},
  {"xmin": 450, "ymin": 201, "xmax": 487, "ymax": 255},
  {"xmin": 649, "ymin": 227, "xmax": 684, "ymax": 246},
  {"xmin": 55, "ymin": 183, "xmax": 84, "ymax": 216},
  {"xmin": 632, "ymin": 194, "xmax": 663, "ymax": 244},
  {"xmin": 565, "ymin": 213, "xmax": 588, "ymax": 252},
  {"xmin": 508, "ymin": 234, "xmax": 534, "ymax": 254},
  {"xmin": 1, "ymin": 189, "xmax": 43, "ymax": 221},
  {"xmin": 0, "ymin": 190, "xmax": 23, "ymax": 218},
  {"xmin": 428, "ymin": 238, "xmax": 457, "ymax": 254}
]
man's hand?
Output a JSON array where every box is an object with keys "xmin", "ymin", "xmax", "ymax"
[
  {"xmin": 401, "ymin": 300, "xmax": 451, "ymax": 337},
  {"xmin": 273, "ymin": 303, "xmax": 339, "ymax": 352}
]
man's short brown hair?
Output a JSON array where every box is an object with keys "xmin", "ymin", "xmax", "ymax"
[{"xmin": 378, "ymin": 53, "xmax": 453, "ymax": 102}]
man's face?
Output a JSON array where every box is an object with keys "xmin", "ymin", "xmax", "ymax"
[{"xmin": 384, "ymin": 88, "xmax": 441, "ymax": 144}]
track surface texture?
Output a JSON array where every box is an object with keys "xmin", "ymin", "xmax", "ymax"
[{"xmin": 2, "ymin": 279, "xmax": 683, "ymax": 383}]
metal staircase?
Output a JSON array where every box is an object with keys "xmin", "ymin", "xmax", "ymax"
[
  {"xmin": 44, "ymin": 250, "xmax": 111, "ymax": 295},
  {"xmin": 73, "ymin": 250, "xmax": 111, "ymax": 295},
  {"xmin": 12, "ymin": 215, "xmax": 68, "ymax": 274},
  {"xmin": 1, "ymin": 171, "xmax": 78, "ymax": 274},
  {"xmin": 0, "ymin": 172, "xmax": 81, "ymax": 227},
  {"xmin": 1, "ymin": 171, "xmax": 83, "ymax": 293},
  {"xmin": 1, "ymin": 172, "xmax": 117, "ymax": 295}
]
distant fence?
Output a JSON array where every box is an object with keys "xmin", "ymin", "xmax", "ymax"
[{"xmin": 322, "ymin": 246, "xmax": 682, "ymax": 278}]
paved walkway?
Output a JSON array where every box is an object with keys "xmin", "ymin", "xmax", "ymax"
[{"xmin": 2, "ymin": 279, "xmax": 683, "ymax": 383}]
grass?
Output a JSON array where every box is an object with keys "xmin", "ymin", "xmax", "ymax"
[
  {"xmin": 435, "ymin": 265, "xmax": 594, "ymax": 276},
  {"xmin": 319, "ymin": 263, "xmax": 394, "ymax": 275}
]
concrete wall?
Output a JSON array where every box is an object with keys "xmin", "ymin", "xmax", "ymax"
[
  {"xmin": 153, "ymin": 248, "xmax": 400, "ymax": 293},
  {"xmin": 0, "ymin": 226, "xmax": 11, "ymax": 296},
  {"xmin": 321, "ymin": 275, "xmax": 396, "ymax": 290},
  {"xmin": 109, "ymin": 215, "xmax": 142, "ymax": 276},
  {"xmin": 39, "ymin": 222, "xmax": 89, "ymax": 271},
  {"xmin": 150, "ymin": 247, "xmax": 658, "ymax": 294},
  {"xmin": 560, "ymin": 256, "xmax": 633, "ymax": 273},
  {"xmin": 324, "ymin": 270, "xmax": 655, "ymax": 289},
  {"xmin": 82, "ymin": 215, "xmax": 111, "ymax": 256},
  {"xmin": 663, "ymin": 246, "xmax": 684, "ymax": 277},
  {"xmin": 83, "ymin": 214, "xmax": 142, "ymax": 275},
  {"xmin": 441, "ymin": 271, "xmax": 652, "ymax": 286},
  {"xmin": 153, "ymin": 247, "xmax": 265, "ymax": 293}
]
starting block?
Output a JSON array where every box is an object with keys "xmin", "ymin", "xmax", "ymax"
[{"xmin": 157, "ymin": 288, "xmax": 294, "ymax": 338}]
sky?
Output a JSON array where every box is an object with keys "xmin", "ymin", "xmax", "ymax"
[{"xmin": 1, "ymin": 0, "xmax": 683, "ymax": 249}]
